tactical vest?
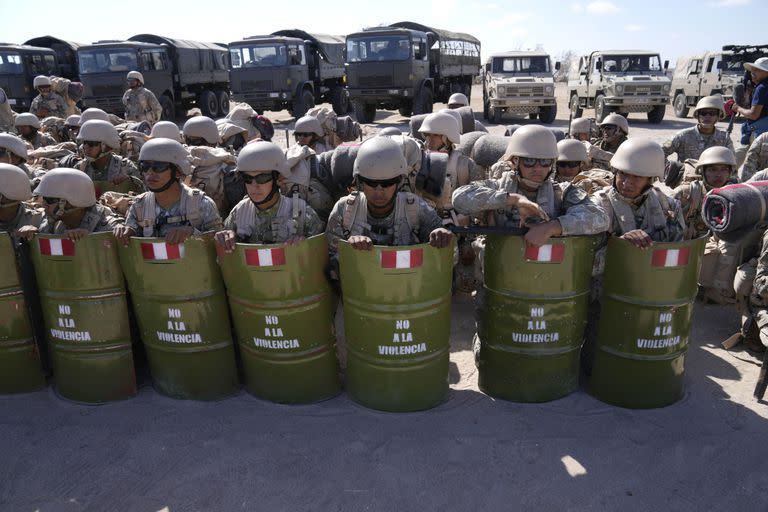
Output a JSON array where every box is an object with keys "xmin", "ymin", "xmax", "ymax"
[
  {"xmin": 489, "ymin": 173, "xmax": 563, "ymax": 228},
  {"xmin": 341, "ymin": 191, "xmax": 421, "ymax": 245},
  {"xmin": 133, "ymin": 185, "xmax": 211, "ymax": 237},
  {"xmin": 421, "ymin": 150, "xmax": 470, "ymax": 225},
  {"xmin": 48, "ymin": 204, "xmax": 108, "ymax": 234},
  {"xmin": 603, "ymin": 185, "xmax": 677, "ymax": 238},
  {"xmin": 232, "ymin": 195, "xmax": 306, "ymax": 244}
]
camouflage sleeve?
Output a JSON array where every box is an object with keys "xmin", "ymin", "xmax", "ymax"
[
  {"xmin": 662, "ymin": 132, "xmax": 681, "ymax": 158},
  {"xmin": 467, "ymin": 158, "xmax": 486, "ymax": 182},
  {"xmin": 223, "ymin": 207, "xmax": 237, "ymax": 231},
  {"xmin": 53, "ymin": 95, "xmax": 68, "ymax": 118},
  {"xmin": 148, "ymin": 91, "xmax": 163, "ymax": 121},
  {"xmin": 586, "ymin": 143, "xmax": 614, "ymax": 165},
  {"xmin": 93, "ymin": 207, "xmax": 124, "ymax": 232},
  {"xmin": 122, "ymin": 90, "xmax": 130, "ymax": 109},
  {"xmin": 124, "ymin": 202, "xmax": 140, "ymax": 232},
  {"xmin": 739, "ymin": 134, "xmax": 767, "ymax": 182},
  {"xmin": 657, "ymin": 197, "xmax": 686, "ymax": 243},
  {"xmin": 29, "ymin": 97, "xmax": 40, "ymax": 115},
  {"xmin": 557, "ymin": 184, "xmax": 610, "ymax": 236},
  {"xmin": 452, "ymin": 178, "xmax": 507, "ymax": 216},
  {"xmin": 747, "ymin": 169, "xmax": 768, "ymax": 182},
  {"xmin": 197, "ymin": 195, "xmax": 223, "ymax": 233},
  {"xmin": 303, "ymin": 203, "xmax": 325, "ymax": 237},
  {"xmin": 753, "ymin": 232, "xmax": 768, "ymax": 300},
  {"xmin": 416, "ymin": 197, "xmax": 443, "ymax": 242},
  {"xmin": 324, "ymin": 199, "xmax": 347, "ymax": 270}
]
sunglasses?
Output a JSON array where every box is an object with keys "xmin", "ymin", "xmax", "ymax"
[
  {"xmin": 42, "ymin": 196, "xmax": 61, "ymax": 205},
  {"xmin": 240, "ymin": 172, "xmax": 275, "ymax": 185},
  {"xmin": 81, "ymin": 140, "xmax": 102, "ymax": 147},
  {"xmin": 184, "ymin": 136, "xmax": 206, "ymax": 146},
  {"xmin": 359, "ymin": 176, "xmax": 401, "ymax": 189},
  {"xmin": 520, "ymin": 158, "xmax": 554, "ymax": 168},
  {"xmin": 557, "ymin": 161, "xmax": 581, "ymax": 168},
  {"xmin": 294, "ymin": 132, "xmax": 314, "ymax": 138},
  {"xmin": 698, "ymin": 110, "xmax": 720, "ymax": 117},
  {"xmin": 139, "ymin": 161, "xmax": 172, "ymax": 174},
  {"xmin": 600, "ymin": 125, "xmax": 618, "ymax": 132}
]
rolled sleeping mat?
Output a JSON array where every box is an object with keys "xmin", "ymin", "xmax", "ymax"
[
  {"xmin": 409, "ymin": 114, "xmax": 428, "ymax": 142},
  {"xmin": 455, "ymin": 106, "xmax": 477, "ymax": 134},
  {"xmin": 456, "ymin": 131, "xmax": 487, "ymax": 158},
  {"xmin": 703, "ymin": 181, "xmax": 768, "ymax": 242},
  {"xmin": 505, "ymin": 124, "xmax": 565, "ymax": 141},
  {"xmin": 330, "ymin": 143, "xmax": 360, "ymax": 191},
  {"xmin": 505, "ymin": 124, "xmax": 522, "ymax": 136},
  {"xmin": 415, "ymin": 151, "xmax": 448, "ymax": 197},
  {"xmin": 474, "ymin": 120, "xmax": 488, "ymax": 133},
  {"xmin": 471, "ymin": 134, "xmax": 511, "ymax": 169}
]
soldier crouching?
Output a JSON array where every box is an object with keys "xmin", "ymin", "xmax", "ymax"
[{"xmin": 0, "ymin": 164, "xmax": 44, "ymax": 240}]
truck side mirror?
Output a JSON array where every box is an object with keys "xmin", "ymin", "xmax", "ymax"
[
  {"xmin": 595, "ymin": 59, "xmax": 602, "ymax": 71},
  {"xmin": 664, "ymin": 60, "xmax": 669, "ymax": 70},
  {"xmin": 555, "ymin": 61, "xmax": 561, "ymax": 71}
]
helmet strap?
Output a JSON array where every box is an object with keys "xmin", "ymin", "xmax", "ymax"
[
  {"xmin": 147, "ymin": 167, "xmax": 180, "ymax": 193},
  {"xmin": 250, "ymin": 173, "xmax": 280, "ymax": 208}
]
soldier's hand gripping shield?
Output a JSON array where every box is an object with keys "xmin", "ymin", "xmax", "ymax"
[
  {"xmin": 476, "ymin": 235, "xmax": 596, "ymax": 402},
  {"xmin": 218, "ymin": 235, "xmax": 340, "ymax": 404},
  {"xmin": 31, "ymin": 232, "xmax": 137, "ymax": 403},
  {"xmin": 118, "ymin": 236, "xmax": 238, "ymax": 400},
  {"xmin": 339, "ymin": 241, "xmax": 454, "ymax": 412},
  {"xmin": 0, "ymin": 233, "xmax": 46, "ymax": 394},
  {"xmin": 589, "ymin": 237, "xmax": 706, "ymax": 409}
]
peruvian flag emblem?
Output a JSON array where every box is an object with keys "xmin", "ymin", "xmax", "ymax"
[
  {"xmin": 245, "ymin": 247, "xmax": 286, "ymax": 267},
  {"xmin": 381, "ymin": 248, "xmax": 423, "ymax": 269},
  {"xmin": 652, "ymin": 248, "xmax": 690, "ymax": 268},
  {"xmin": 141, "ymin": 242, "xmax": 184, "ymax": 261},
  {"xmin": 524, "ymin": 243, "xmax": 565, "ymax": 263},
  {"xmin": 39, "ymin": 238, "xmax": 75, "ymax": 257}
]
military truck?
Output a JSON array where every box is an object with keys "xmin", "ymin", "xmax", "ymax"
[
  {"xmin": 345, "ymin": 22, "xmax": 480, "ymax": 124},
  {"xmin": 78, "ymin": 34, "xmax": 230, "ymax": 120},
  {"xmin": 0, "ymin": 43, "xmax": 58, "ymax": 112},
  {"xmin": 568, "ymin": 50, "xmax": 671, "ymax": 124},
  {"xmin": 229, "ymin": 30, "xmax": 347, "ymax": 117},
  {"xmin": 482, "ymin": 51, "xmax": 559, "ymax": 124},
  {"xmin": 24, "ymin": 36, "xmax": 81, "ymax": 81}
]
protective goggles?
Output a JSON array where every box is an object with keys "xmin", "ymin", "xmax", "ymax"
[
  {"xmin": 184, "ymin": 136, "xmax": 207, "ymax": 146},
  {"xmin": 600, "ymin": 124, "xmax": 618, "ymax": 132},
  {"xmin": 358, "ymin": 176, "xmax": 401, "ymax": 189},
  {"xmin": 42, "ymin": 196, "xmax": 62, "ymax": 205},
  {"xmin": 697, "ymin": 110, "xmax": 720, "ymax": 118},
  {"xmin": 81, "ymin": 140, "xmax": 102, "ymax": 148},
  {"xmin": 240, "ymin": 172, "xmax": 275, "ymax": 185},
  {"xmin": 520, "ymin": 158, "xmax": 554, "ymax": 168},
  {"xmin": 139, "ymin": 161, "xmax": 172, "ymax": 174}
]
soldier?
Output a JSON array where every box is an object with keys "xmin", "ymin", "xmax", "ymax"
[
  {"xmin": 733, "ymin": 57, "xmax": 768, "ymax": 145},
  {"xmin": 122, "ymin": 71, "xmax": 163, "ymax": 126},
  {"xmin": 14, "ymin": 113, "xmax": 55, "ymax": 149},
  {"xmin": 183, "ymin": 116, "xmax": 219, "ymax": 147},
  {"xmin": 113, "ymin": 139, "xmax": 222, "ymax": 245},
  {"xmin": 29, "ymin": 76, "xmax": 67, "ymax": 120},
  {"xmin": 0, "ymin": 163, "xmax": 44, "ymax": 240},
  {"xmin": 292, "ymin": 115, "xmax": 331, "ymax": 154},
  {"xmin": 31, "ymin": 168, "xmax": 121, "ymax": 239},
  {"xmin": 555, "ymin": 139, "xmax": 589, "ymax": 182},
  {"xmin": 0, "ymin": 133, "xmax": 33, "ymax": 177},
  {"xmin": 738, "ymin": 130, "xmax": 768, "ymax": 182},
  {"xmin": 63, "ymin": 115, "xmax": 81, "ymax": 142},
  {"xmin": 453, "ymin": 125, "xmax": 609, "ymax": 247},
  {"xmin": 0, "ymin": 87, "xmax": 14, "ymax": 133},
  {"xmin": 325, "ymin": 136, "xmax": 453, "ymax": 273},
  {"xmin": 75, "ymin": 120, "xmax": 137, "ymax": 185},
  {"xmin": 215, "ymin": 141, "xmax": 324, "ymax": 251},
  {"xmin": 78, "ymin": 108, "xmax": 111, "ymax": 125},
  {"xmin": 569, "ymin": 117, "xmax": 592, "ymax": 142},
  {"xmin": 568, "ymin": 117, "xmax": 615, "ymax": 169},
  {"xmin": 150, "ymin": 121, "xmax": 182, "ymax": 142},
  {"xmin": 663, "ymin": 95, "xmax": 733, "ymax": 164},
  {"xmin": 593, "ymin": 113, "xmax": 629, "ymax": 154},
  {"xmin": 447, "ymin": 92, "xmax": 469, "ymax": 109}
]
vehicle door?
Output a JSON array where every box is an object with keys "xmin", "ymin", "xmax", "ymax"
[{"xmin": 139, "ymin": 49, "xmax": 172, "ymax": 97}]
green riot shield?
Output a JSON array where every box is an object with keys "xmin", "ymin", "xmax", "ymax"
[
  {"xmin": 92, "ymin": 176, "xmax": 145, "ymax": 198},
  {"xmin": 118, "ymin": 236, "xmax": 238, "ymax": 400},
  {"xmin": 31, "ymin": 232, "xmax": 136, "ymax": 403},
  {"xmin": 218, "ymin": 235, "xmax": 340, "ymax": 404},
  {"xmin": 478, "ymin": 235, "xmax": 595, "ymax": 402},
  {"xmin": 589, "ymin": 237, "xmax": 706, "ymax": 409},
  {"xmin": 0, "ymin": 233, "xmax": 46, "ymax": 393},
  {"xmin": 340, "ymin": 241, "xmax": 454, "ymax": 412}
]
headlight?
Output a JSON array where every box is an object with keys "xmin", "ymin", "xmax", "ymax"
[
  {"xmin": 615, "ymin": 84, "xmax": 624, "ymax": 94},
  {"xmin": 663, "ymin": 84, "xmax": 671, "ymax": 93},
  {"xmin": 268, "ymin": 92, "xmax": 279, "ymax": 98},
  {"xmin": 545, "ymin": 85, "xmax": 554, "ymax": 94},
  {"xmin": 498, "ymin": 86, "xmax": 506, "ymax": 96},
  {"xmin": 387, "ymin": 89, "xmax": 399, "ymax": 95}
]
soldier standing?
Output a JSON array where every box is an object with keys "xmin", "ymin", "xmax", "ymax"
[
  {"xmin": 14, "ymin": 113, "xmax": 56, "ymax": 149},
  {"xmin": 76, "ymin": 120, "xmax": 137, "ymax": 185},
  {"xmin": 0, "ymin": 163, "xmax": 44, "ymax": 240},
  {"xmin": 122, "ymin": 71, "xmax": 163, "ymax": 126},
  {"xmin": 29, "ymin": 76, "xmax": 68, "ymax": 120},
  {"xmin": 663, "ymin": 95, "xmax": 733, "ymax": 164}
]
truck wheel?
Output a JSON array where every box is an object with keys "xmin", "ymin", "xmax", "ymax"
[
  {"xmin": 352, "ymin": 99, "xmax": 376, "ymax": 124},
  {"xmin": 528, "ymin": 113, "xmax": 538, "ymax": 120},
  {"xmin": 539, "ymin": 105, "xmax": 557, "ymax": 124},
  {"xmin": 570, "ymin": 95, "xmax": 583, "ymax": 118},
  {"xmin": 482, "ymin": 97, "xmax": 490, "ymax": 120},
  {"xmin": 160, "ymin": 94, "xmax": 175, "ymax": 121},
  {"xmin": 594, "ymin": 94, "xmax": 609, "ymax": 123},
  {"xmin": 647, "ymin": 105, "xmax": 665, "ymax": 124},
  {"xmin": 217, "ymin": 91, "xmax": 230, "ymax": 117},
  {"xmin": 331, "ymin": 87, "xmax": 349, "ymax": 116},
  {"xmin": 398, "ymin": 103, "xmax": 413, "ymax": 117},
  {"xmin": 673, "ymin": 93, "xmax": 689, "ymax": 118},
  {"xmin": 199, "ymin": 90, "xmax": 219, "ymax": 118},
  {"xmin": 413, "ymin": 87, "xmax": 433, "ymax": 115},
  {"xmin": 292, "ymin": 89, "xmax": 315, "ymax": 118}
]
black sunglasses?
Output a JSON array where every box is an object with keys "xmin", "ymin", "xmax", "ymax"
[
  {"xmin": 42, "ymin": 196, "xmax": 61, "ymax": 205},
  {"xmin": 698, "ymin": 110, "xmax": 720, "ymax": 117},
  {"xmin": 240, "ymin": 172, "xmax": 275, "ymax": 185},
  {"xmin": 600, "ymin": 124, "xmax": 618, "ymax": 131},
  {"xmin": 184, "ymin": 136, "xmax": 206, "ymax": 146},
  {"xmin": 139, "ymin": 161, "xmax": 172, "ymax": 174},
  {"xmin": 81, "ymin": 140, "xmax": 102, "ymax": 147},
  {"xmin": 520, "ymin": 158, "xmax": 553, "ymax": 168},
  {"xmin": 359, "ymin": 176, "xmax": 401, "ymax": 189}
]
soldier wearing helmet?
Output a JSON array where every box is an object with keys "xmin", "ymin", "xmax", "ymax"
[
  {"xmin": 663, "ymin": 95, "xmax": 733, "ymax": 164},
  {"xmin": 0, "ymin": 163, "xmax": 44, "ymax": 240},
  {"xmin": 122, "ymin": 71, "xmax": 163, "ymax": 125},
  {"xmin": 292, "ymin": 115, "xmax": 330, "ymax": 154},
  {"xmin": 447, "ymin": 93, "xmax": 469, "ymax": 109},
  {"xmin": 79, "ymin": 108, "xmax": 111, "ymax": 125},
  {"xmin": 325, "ymin": 137, "xmax": 452, "ymax": 271},
  {"xmin": 183, "ymin": 116, "xmax": 219, "ymax": 147},
  {"xmin": 76, "ymin": 120, "xmax": 137, "ymax": 185},
  {"xmin": 150, "ymin": 121, "xmax": 182, "ymax": 142},
  {"xmin": 215, "ymin": 141, "xmax": 324, "ymax": 251},
  {"xmin": 63, "ymin": 115, "xmax": 81, "ymax": 142},
  {"xmin": 0, "ymin": 133, "xmax": 33, "ymax": 177},
  {"xmin": 31, "ymin": 168, "xmax": 121, "ymax": 240},
  {"xmin": 114, "ymin": 139, "xmax": 222, "ymax": 245},
  {"xmin": 29, "ymin": 75, "xmax": 67, "ymax": 120},
  {"xmin": 15, "ymin": 113, "xmax": 56, "ymax": 149},
  {"xmin": 555, "ymin": 139, "xmax": 589, "ymax": 182},
  {"xmin": 593, "ymin": 113, "xmax": 629, "ymax": 153},
  {"xmin": 0, "ymin": 87, "xmax": 15, "ymax": 132},
  {"xmin": 453, "ymin": 124, "xmax": 609, "ymax": 247},
  {"xmin": 569, "ymin": 117, "xmax": 615, "ymax": 169}
]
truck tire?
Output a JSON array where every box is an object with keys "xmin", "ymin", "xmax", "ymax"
[
  {"xmin": 160, "ymin": 94, "xmax": 175, "ymax": 121},
  {"xmin": 199, "ymin": 90, "xmax": 219, "ymax": 118},
  {"xmin": 398, "ymin": 103, "xmax": 413, "ymax": 117},
  {"xmin": 528, "ymin": 113, "xmax": 538, "ymax": 120},
  {"xmin": 291, "ymin": 89, "xmax": 315, "ymax": 118},
  {"xmin": 539, "ymin": 105, "xmax": 557, "ymax": 124},
  {"xmin": 482, "ymin": 95, "xmax": 490, "ymax": 120},
  {"xmin": 331, "ymin": 86, "xmax": 349, "ymax": 116},
  {"xmin": 673, "ymin": 93, "xmax": 689, "ymax": 118},
  {"xmin": 352, "ymin": 99, "xmax": 376, "ymax": 124},
  {"xmin": 594, "ymin": 94, "xmax": 609, "ymax": 123},
  {"xmin": 217, "ymin": 91, "xmax": 230, "ymax": 117},
  {"xmin": 647, "ymin": 104, "xmax": 665, "ymax": 124},
  {"xmin": 570, "ymin": 94, "xmax": 583, "ymax": 118},
  {"xmin": 413, "ymin": 87, "xmax": 433, "ymax": 116}
]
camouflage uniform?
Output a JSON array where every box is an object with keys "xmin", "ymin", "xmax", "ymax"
[
  {"xmin": 122, "ymin": 87, "xmax": 163, "ymax": 125},
  {"xmin": 748, "ymin": 230, "xmax": 768, "ymax": 347},
  {"xmin": 77, "ymin": 154, "xmax": 138, "ymax": 182},
  {"xmin": 584, "ymin": 143, "xmax": 616, "ymax": 170},
  {"xmin": 594, "ymin": 185, "xmax": 685, "ymax": 242},
  {"xmin": 419, "ymin": 150, "xmax": 484, "ymax": 224},
  {"xmin": 738, "ymin": 131, "xmax": 768, "ymax": 182},
  {"xmin": 0, "ymin": 204, "xmax": 44, "ymax": 236},
  {"xmin": 673, "ymin": 180, "xmax": 710, "ymax": 240},
  {"xmin": 0, "ymin": 93, "xmax": 14, "ymax": 133},
  {"xmin": 224, "ymin": 194, "xmax": 324, "ymax": 244},
  {"xmin": 29, "ymin": 92, "xmax": 68, "ymax": 119},
  {"xmin": 593, "ymin": 134, "xmax": 627, "ymax": 155},
  {"xmin": 25, "ymin": 132, "xmax": 56, "ymax": 150},
  {"xmin": 663, "ymin": 126, "xmax": 733, "ymax": 163},
  {"xmin": 125, "ymin": 184, "xmax": 222, "ymax": 237},
  {"xmin": 39, "ymin": 203, "xmax": 122, "ymax": 234}
]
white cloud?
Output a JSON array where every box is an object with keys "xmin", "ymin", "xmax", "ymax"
[
  {"xmin": 713, "ymin": 0, "xmax": 750, "ymax": 5},
  {"xmin": 625, "ymin": 24, "xmax": 646, "ymax": 31},
  {"xmin": 487, "ymin": 13, "xmax": 530, "ymax": 29},
  {"xmin": 571, "ymin": 2, "xmax": 584, "ymax": 12},
  {"xmin": 586, "ymin": 1, "xmax": 620, "ymax": 14}
]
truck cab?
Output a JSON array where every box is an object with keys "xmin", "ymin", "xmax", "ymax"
[
  {"xmin": 671, "ymin": 51, "xmax": 742, "ymax": 118},
  {"xmin": 0, "ymin": 44, "xmax": 58, "ymax": 112}
]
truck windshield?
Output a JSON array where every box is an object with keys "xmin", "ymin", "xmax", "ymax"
[
  {"xmin": 601, "ymin": 55, "xmax": 662, "ymax": 73},
  {"xmin": 493, "ymin": 56, "xmax": 550, "ymax": 74},
  {"xmin": 347, "ymin": 36, "xmax": 411, "ymax": 62},
  {"xmin": 79, "ymin": 49, "xmax": 138, "ymax": 74},
  {"xmin": 229, "ymin": 45, "xmax": 287, "ymax": 68},
  {"xmin": 720, "ymin": 55, "xmax": 745, "ymax": 73},
  {"xmin": 0, "ymin": 52, "xmax": 23, "ymax": 74}
]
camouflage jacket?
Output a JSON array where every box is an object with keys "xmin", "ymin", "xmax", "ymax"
[
  {"xmin": 25, "ymin": 131, "xmax": 56, "ymax": 150},
  {"xmin": 419, "ymin": 150, "xmax": 484, "ymax": 216},
  {"xmin": 594, "ymin": 185, "xmax": 686, "ymax": 242},
  {"xmin": 750, "ymin": 230, "xmax": 768, "ymax": 308},
  {"xmin": 739, "ymin": 131, "xmax": 768, "ymax": 182},
  {"xmin": 78, "ymin": 154, "xmax": 138, "ymax": 182},
  {"xmin": 0, "ymin": 100, "xmax": 14, "ymax": 133},
  {"xmin": 224, "ymin": 194, "xmax": 324, "ymax": 244},
  {"xmin": 0, "ymin": 203, "xmax": 44, "ymax": 236},
  {"xmin": 122, "ymin": 87, "xmax": 163, "ymax": 125},
  {"xmin": 125, "ymin": 184, "xmax": 223, "ymax": 237},
  {"xmin": 29, "ymin": 92, "xmax": 68, "ymax": 119},
  {"xmin": 584, "ymin": 142, "xmax": 615, "ymax": 170},
  {"xmin": 452, "ymin": 170, "xmax": 609, "ymax": 236},
  {"xmin": 663, "ymin": 126, "xmax": 733, "ymax": 163},
  {"xmin": 673, "ymin": 179, "xmax": 712, "ymax": 239},
  {"xmin": 39, "ymin": 204, "xmax": 121, "ymax": 234},
  {"xmin": 593, "ymin": 134, "xmax": 627, "ymax": 154}
]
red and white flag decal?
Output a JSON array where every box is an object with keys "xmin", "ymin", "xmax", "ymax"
[
  {"xmin": 245, "ymin": 247, "xmax": 286, "ymax": 267},
  {"xmin": 524, "ymin": 243, "xmax": 565, "ymax": 263},
  {"xmin": 141, "ymin": 242, "xmax": 184, "ymax": 261},
  {"xmin": 652, "ymin": 248, "xmax": 690, "ymax": 268},
  {"xmin": 39, "ymin": 238, "xmax": 75, "ymax": 257},
  {"xmin": 381, "ymin": 248, "xmax": 423, "ymax": 269}
]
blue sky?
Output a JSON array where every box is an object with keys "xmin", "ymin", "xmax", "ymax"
[{"xmin": 5, "ymin": 0, "xmax": 765, "ymax": 66}]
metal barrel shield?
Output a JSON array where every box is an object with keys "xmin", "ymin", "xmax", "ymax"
[
  {"xmin": 340, "ymin": 242, "xmax": 453, "ymax": 412},
  {"xmin": 218, "ymin": 235, "xmax": 340, "ymax": 404},
  {"xmin": 589, "ymin": 237, "xmax": 706, "ymax": 409},
  {"xmin": 0, "ymin": 233, "xmax": 46, "ymax": 393},
  {"xmin": 31, "ymin": 232, "xmax": 136, "ymax": 403},
  {"xmin": 118, "ymin": 237, "xmax": 238, "ymax": 400},
  {"xmin": 478, "ymin": 235, "xmax": 595, "ymax": 402}
]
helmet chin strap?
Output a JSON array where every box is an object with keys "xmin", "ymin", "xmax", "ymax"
[
  {"xmin": 0, "ymin": 194, "xmax": 20, "ymax": 208},
  {"xmin": 250, "ymin": 172, "xmax": 280, "ymax": 207},
  {"xmin": 147, "ymin": 168, "xmax": 180, "ymax": 193},
  {"xmin": 82, "ymin": 143, "xmax": 111, "ymax": 163}
]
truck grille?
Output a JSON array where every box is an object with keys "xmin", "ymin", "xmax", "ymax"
[
  {"xmin": 504, "ymin": 86, "xmax": 545, "ymax": 97},
  {"xmin": 623, "ymin": 85, "xmax": 663, "ymax": 96},
  {"xmin": 242, "ymin": 80, "xmax": 273, "ymax": 91},
  {"xmin": 358, "ymin": 75, "xmax": 393, "ymax": 87}
]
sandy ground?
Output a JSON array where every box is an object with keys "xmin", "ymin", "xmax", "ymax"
[{"xmin": 2, "ymin": 85, "xmax": 765, "ymax": 511}]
